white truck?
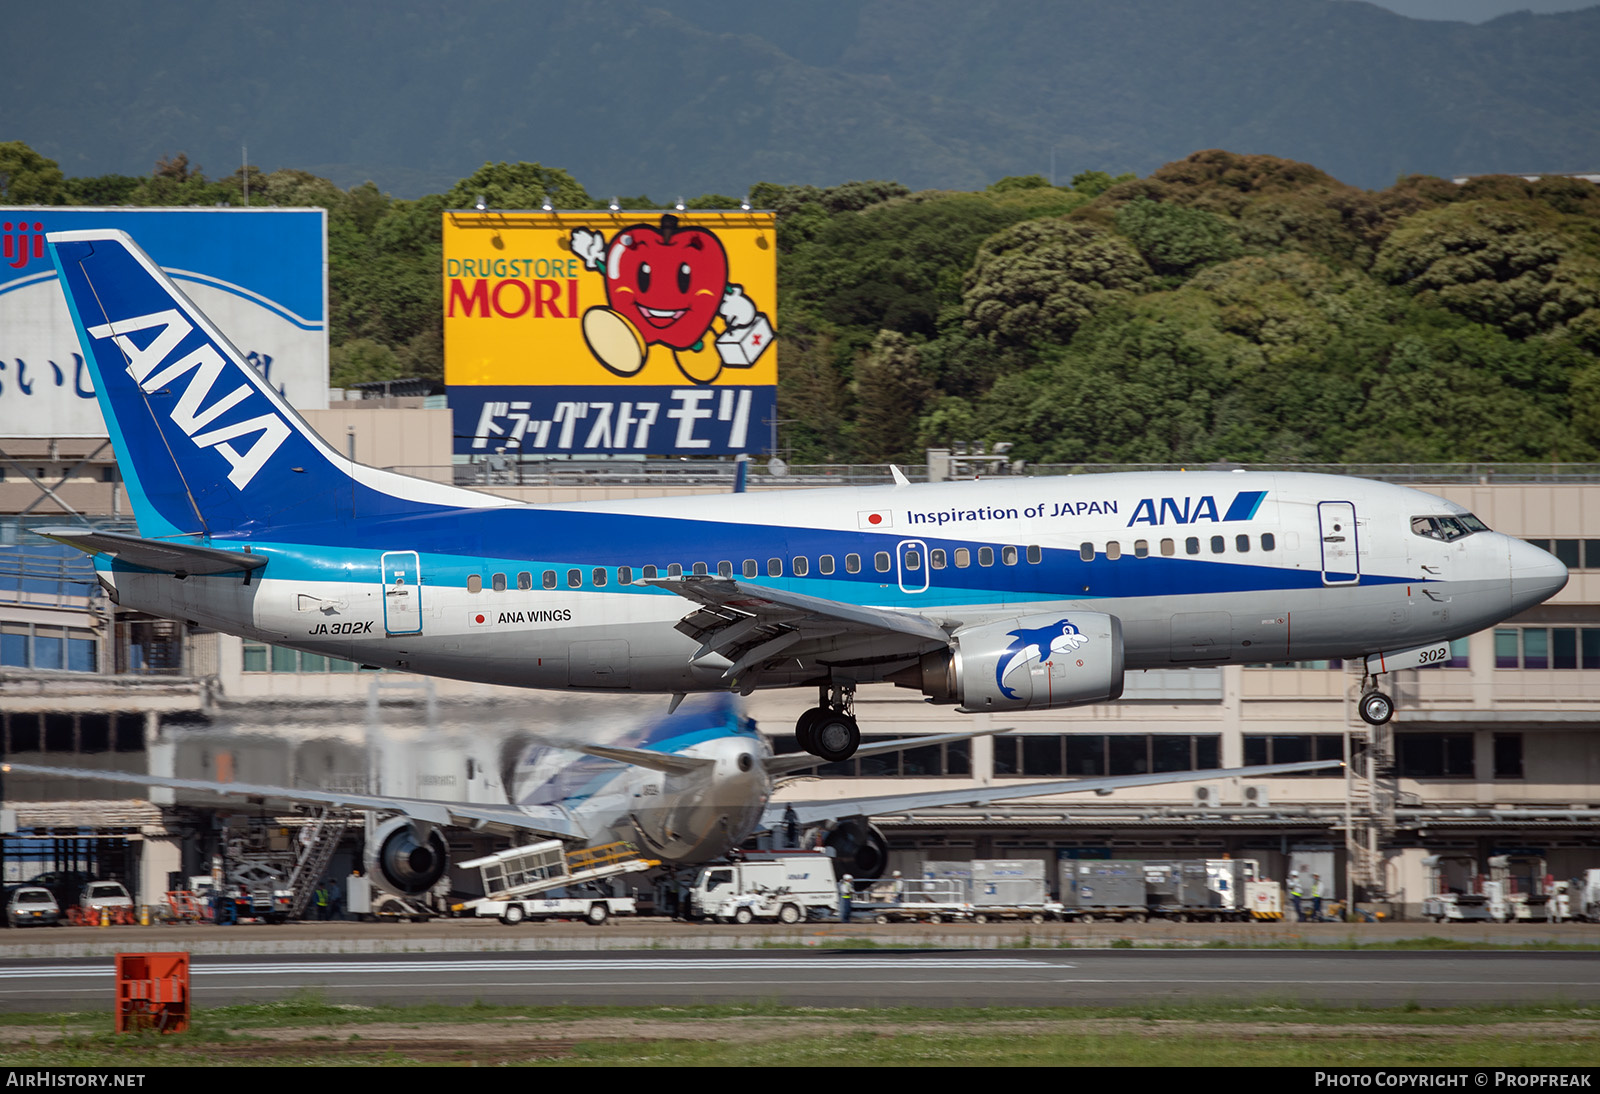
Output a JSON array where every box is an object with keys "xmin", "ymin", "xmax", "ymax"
[
  {"xmin": 472, "ymin": 894, "xmax": 635, "ymax": 925},
  {"xmin": 689, "ymin": 852, "xmax": 839, "ymax": 924}
]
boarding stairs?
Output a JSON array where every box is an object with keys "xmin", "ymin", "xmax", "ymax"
[
  {"xmin": 285, "ymin": 808, "xmax": 351, "ymax": 919},
  {"xmin": 461, "ymin": 839, "xmax": 658, "ymax": 904}
]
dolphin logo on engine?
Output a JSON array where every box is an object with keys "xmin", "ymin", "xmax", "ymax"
[{"xmin": 995, "ymin": 619, "xmax": 1090, "ymax": 700}]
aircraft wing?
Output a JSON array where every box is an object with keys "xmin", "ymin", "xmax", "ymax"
[
  {"xmin": 34, "ymin": 527, "xmax": 267, "ymax": 578},
  {"xmin": 764, "ymin": 725, "xmax": 1014, "ymax": 776},
  {"xmin": 760, "ymin": 759, "xmax": 1344, "ymax": 828},
  {"xmin": 0, "ymin": 762, "xmax": 582, "ymax": 840},
  {"xmin": 643, "ymin": 575, "xmax": 948, "ymax": 682}
]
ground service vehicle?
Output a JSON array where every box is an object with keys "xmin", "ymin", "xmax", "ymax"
[{"xmin": 690, "ymin": 852, "xmax": 839, "ymax": 924}]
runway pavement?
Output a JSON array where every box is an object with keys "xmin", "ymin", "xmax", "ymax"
[{"xmin": 0, "ymin": 917, "xmax": 1595, "ymax": 1010}]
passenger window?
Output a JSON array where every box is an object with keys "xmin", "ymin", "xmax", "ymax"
[
  {"xmin": 467, "ymin": 574, "xmax": 482, "ymax": 593},
  {"xmin": 1261, "ymin": 533, "xmax": 1276, "ymax": 552},
  {"xmin": 692, "ymin": 562, "xmax": 708, "ymax": 576},
  {"xmin": 1134, "ymin": 540, "xmax": 1149, "ymax": 559},
  {"xmin": 567, "ymin": 569, "xmax": 582, "ymax": 588},
  {"xmin": 718, "ymin": 560, "xmax": 733, "ymax": 577},
  {"xmin": 793, "ymin": 556, "xmax": 809, "ymax": 576},
  {"xmin": 618, "ymin": 566, "xmax": 633, "ymax": 584},
  {"xmin": 1080, "ymin": 542, "xmax": 1094, "ymax": 562},
  {"xmin": 1001, "ymin": 545, "xmax": 1018, "ymax": 566},
  {"xmin": 1026, "ymin": 545, "xmax": 1041, "ymax": 564},
  {"xmin": 874, "ymin": 552, "xmax": 891, "ymax": 572},
  {"xmin": 492, "ymin": 572, "xmax": 507, "ymax": 592},
  {"xmin": 955, "ymin": 548, "xmax": 970, "ymax": 568},
  {"xmin": 846, "ymin": 554, "xmax": 861, "ymax": 574},
  {"xmin": 1186, "ymin": 537, "xmax": 1200, "ymax": 556},
  {"xmin": 1235, "ymin": 534, "xmax": 1250, "ymax": 553},
  {"xmin": 768, "ymin": 558, "xmax": 783, "ymax": 577},
  {"xmin": 819, "ymin": 555, "xmax": 835, "ymax": 575},
  {"xmin": 743, "ymin": 559, "xmax": 758, "ymax": 578},
  {"xmin": 1161, "ymin": 539, "xmax": 1175, "ymax": 557},
  {"xmin": 542, "ymin": 570, "xmax": 557, "ymax": 589},
  {"xmin": 593, "ymin": 567, "xmax": 607, "ymax": 587},
  {"xmin": 904, "ymin": 550, "xmax": 922, "ymax": 571},
  {"xmin": 517, "ymin": 571, "xmax": 532, "ymax": 590},
  {"xmin": 1211, "ymin": 536, "xmax": 1225, "ymax": 555},
  {"xmin": 667, "ymin": 563, "xmax": 682, "ymax": 577},
  {"xmin": 643, "ymin": 564, "xmax": 659, "ymax": 579},
  {"xmin": 978, "ymin": 547, "xmax": 994, "ymax": 567},
  {"xmin": 930, "ymin": 549, "xmax": 947, "ymax": 569},
  {"xmin": 1106, "ymin": 541, "xmax": 1121, "ymax": 561}
]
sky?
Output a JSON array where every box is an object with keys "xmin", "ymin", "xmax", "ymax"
[{"xmin": 1361, "ymin": 0, "xmax": 1597, "ymax": 19}]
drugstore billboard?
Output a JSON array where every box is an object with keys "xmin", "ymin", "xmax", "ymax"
[
  {"xmin": 0, "ymin": 208, "xmax": 327, "ymax": 437},
  {"xmin": 444, "ymin": 209, "xmax": 776, "ymax": 456}
]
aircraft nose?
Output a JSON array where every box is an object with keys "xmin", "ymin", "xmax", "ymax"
[{"xmin": 1508, "ymin": 537, "xmax": 1568, "ymax": 611}]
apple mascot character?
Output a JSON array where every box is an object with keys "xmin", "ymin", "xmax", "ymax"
[{"xmin": 571, "ymin": 214, "xmax": 774, "ymax": 385}]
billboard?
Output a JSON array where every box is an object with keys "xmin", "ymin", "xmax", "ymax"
[
  {"xmin": 0, "ymin": 208, "xmax": 327, "ymax": 438},
  {"xmin": 444, "ymin": 209, "xmax": 777, "ymax": 456}
]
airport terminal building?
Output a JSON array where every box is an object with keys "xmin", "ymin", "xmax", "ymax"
[{"xmin": 3, "ymin": 411, "xmax": 1597, "ymax": 918}]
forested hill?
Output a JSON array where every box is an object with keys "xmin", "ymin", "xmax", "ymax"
[
  {"xmin": 6, "ymin": 0, "xmax": 1600, "ymax": 197},
  {"xmin": 6, "ymin": 143, "xmax": 1598, "ymax": 467}
]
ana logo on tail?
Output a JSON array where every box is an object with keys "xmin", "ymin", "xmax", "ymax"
[{"xmin": 87, "ymin": 309, "xmax": 290, "ymax": 489}]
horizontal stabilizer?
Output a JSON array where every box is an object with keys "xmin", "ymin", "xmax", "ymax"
[
  {"xmin": 575, "ymin": 743, "xmax": 714, "ymax": 775},
  {"xmin": 34, "ymin": 527, "xmax": 267, "ymax": 577}
]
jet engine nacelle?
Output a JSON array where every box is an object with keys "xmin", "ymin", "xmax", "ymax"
[
  {"xmin": 823, "ymin": 817, "xmax": 890, "ymax": 880},
  {"xmin": 363, "ymin": 815, "xmax": 450, "ymax": 897},
  {"xmin": 890, "ymin": 611, "xmax": 1124, "ymax": 712}
]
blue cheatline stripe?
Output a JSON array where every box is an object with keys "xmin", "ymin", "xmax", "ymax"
[{"xmin": 1223, "ymin": 491, "xmax": 1268, "ymax": 522}]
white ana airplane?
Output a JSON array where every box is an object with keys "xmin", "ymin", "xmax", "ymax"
[
  {"xmin": 2, "ymin": 696, "xmax": 1344, "ymax": 894},
  {"xmin": 36, "ymin": 228, "xmax": 1567, "ymax": 770}
]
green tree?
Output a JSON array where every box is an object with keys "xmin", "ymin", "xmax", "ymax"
[
  {"xmin": 329, "ymin": 338, "xmax": 403, "ymax": 389},
  {"xmin": 0, "ymin": 142, "xmax": 66, "ymax": 204},
  {"xmin": 443, "ymin": 162, "xmax": 591, "ymax": 211},
  {"xmin": 1114, "ymin": 197, "xmax": 1241, "ymax": 277},
  {"xmin": 853, "ymin": 330, "xmax": 932, "ymax": 462},
  {"xmin": 962, "ymin": 219, "xmax": 1151, "ymax": 348}
]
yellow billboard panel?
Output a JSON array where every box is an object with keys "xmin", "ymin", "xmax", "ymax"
[{"xmin": 444, "ymin": 210, "xmax": 777, "ymax": 455}]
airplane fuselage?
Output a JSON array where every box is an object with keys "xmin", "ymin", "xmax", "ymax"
[{"xmin": 98, "ymin": 470, "xmax": 1562, "ymax": 693}]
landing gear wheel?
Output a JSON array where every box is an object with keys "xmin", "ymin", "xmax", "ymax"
[
  {"xmin": 1359, "ymin": 690, "xmax": 1395, "ymax": 726},
  {"xmin": 734, "ymin": 907, "xmax": 754, "ymax": 925},
  {"xmin": 812, "ymin": 714, "xmax": 861, "ymax": 763},
  {"xmin": 500, "ymin": 903, "xmax": 525, "ymax": 926},
  {"xmin": 794, "ymin": 707, "xmax": 824, "ymax": 753}
]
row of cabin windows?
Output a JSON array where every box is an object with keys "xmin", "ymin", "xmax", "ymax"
[
  {"xmin": 465, "ymin": 544, "xmax": 1048, "ymax": 591},
  {"xmin": 1079, "ymin": 533, "xmax": 1277, "ymax": 562},
  {"xmin": 461, "ymin": 536, "xmax": 1283, "ymax": 592}
]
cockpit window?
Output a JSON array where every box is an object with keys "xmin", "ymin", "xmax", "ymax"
[{"xmin": 1411, "ymin": 514, "xmax": 1487, "ymax": 542}]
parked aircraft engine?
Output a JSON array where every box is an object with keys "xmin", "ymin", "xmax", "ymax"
[
  {"xmin": 364, "ymin": 816, "xmax": 450, "ymax": 897},
  {"xmin": 823, "ymin": 817, "xmax": 890, "ymax": 880},
  {"xmin": 889, "ymin": 611, "xmax": 1124, "ymax": 711}
]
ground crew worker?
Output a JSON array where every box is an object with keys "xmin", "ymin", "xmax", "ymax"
[
  {"xmin": 1310, "ymin": 874, "xmax": 1324, "ymax": 922},
  {"xmin": 839, "ymin": 873, "xmax": 854, "ymax": 923},
  {"xmin": 1289, "ymin": 872, "xmax": 1305, "ymax": 921},
  {"xmin": 314, "ymin": 884, "xmax": 330, "ymax": 921}
]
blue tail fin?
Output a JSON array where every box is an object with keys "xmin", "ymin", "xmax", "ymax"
[{"xmin": 49, "ymin": 230, "xmax": 488, "ymax": 539}]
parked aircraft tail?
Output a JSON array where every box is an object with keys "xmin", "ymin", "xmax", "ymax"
[{"xmin": 47, "ymin": 229, "xmax": 494, "ymax": 540}]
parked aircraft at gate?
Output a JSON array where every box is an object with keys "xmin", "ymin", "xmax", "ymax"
[
  {"xmin": 38, "ymin": 230, "xmax": 1569, "ymax": 768},
  {"xmin": 2, "ymin": 698, "xmax": 1342, "ymax": 894}
]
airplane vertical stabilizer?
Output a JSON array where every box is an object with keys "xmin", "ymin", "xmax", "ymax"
[{"xmin": 48, "ymin": 229, "xmax": 497, "ymax": 539}]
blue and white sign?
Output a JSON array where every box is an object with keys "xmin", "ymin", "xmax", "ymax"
[{"xmin": 1, "ymin": 208, "xmax": 326, "ymax": 437}]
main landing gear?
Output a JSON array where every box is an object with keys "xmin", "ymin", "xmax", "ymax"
[
  {"xmin": 1358, "ymin": 670, "xmax": 1395, "ymax": 726},
  {"xmin": 794, "ymin": 683, "xmax": 860, "ymax": 762}
]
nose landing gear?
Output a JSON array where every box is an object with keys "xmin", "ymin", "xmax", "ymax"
[
  {"xmin": 794, "ymin": 683, "xmax": 860, "ymax": 762},
  {"xmin": 1358, "ymin": 670, "xmax": 1395, "ymax": 726}
]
